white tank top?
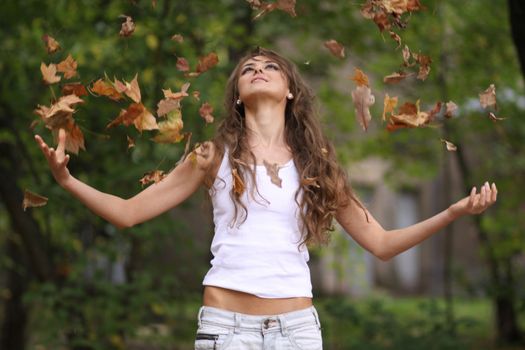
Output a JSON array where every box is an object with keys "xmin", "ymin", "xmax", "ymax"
[{"xmin": 202, "ymin": 148, "xmax": 312, "ymax": 298}]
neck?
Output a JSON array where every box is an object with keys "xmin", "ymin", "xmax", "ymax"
[{"xmin": 244, "ymin": 101, "xmax": 287, "ymax": 148}]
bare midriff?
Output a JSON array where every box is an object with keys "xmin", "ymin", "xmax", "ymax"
[{"xmin": 203, "ymin": 286, "xmax": 313, "ymax": 315}]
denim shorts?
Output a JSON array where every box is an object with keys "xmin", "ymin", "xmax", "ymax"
[{"xmin": 194, "ymin": 305, "xmax": 323, "ymax": 350}]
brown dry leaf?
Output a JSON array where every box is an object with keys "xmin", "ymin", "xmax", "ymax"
[
  {"xmin": 351, "ymin": 85, "xmax": 375, "ymax": 131},
  {"xmin": 196, "ymin": 52, "xmax": 219, "ymax": 74},
  {"xmin": 34, "ymin": 94, "xmax": 84, "ymax": 129},
  {"xmin": 139, "ymin": 170, "xmax": 166, "ymax": 187},
  {"xmin": 62, "ymin": 83, "xmax": 88, "ymax": 97},
  {"xmin": 402, "ymin": 45, "xmax": 412, "ymax": 67},
  {"xmin": 412, "ymin": 52, "xmax": 432, "ymax": 80},
  {"xmin": 157, "ymin": 83, "xmax": 190, "ymax": 117},
  {"xmin": 351, "ymin": 68, "xmax": 369, "ymax": 87},
  {"xmin": 249, "ymin": 0, "xmax": 296, "ymax": 20},
  {"xmin": 445, "ymin": 101, "xmax": 458, "ymax": 118},
  {"xmin": 263, "ymin": 160, "xmax": 282, "ymax": 187},
  {"xmin": 152, "ymin": 108, "xmax": 185, "ymax": 143},
  {"xmin": 360, "ymin": 0, "xmax": 423, "ymax": 32},
  {"xmin": 57, "ymin": 54, "xmax": 78, "ymax": 79},
  {"xmin": 383, "ymin": 71, "xmax": 411, "ymax": 84},
  {"xmin": 382, "ymin": 94, "xmax": 398, "ymax": 121},
  {"xmin": 171, "ymin": 34, "xmax": 184, "ymax": 43},
  {"xmin": 127, "ymin": 135, "xmax": 135, "ymax": 149},
  {"xmin": 56, "ymin": 120, "xmax": 85, "ymax": 155},
  {"xmin": 488, "ymin": 112, "xmax": 506, "ymax": 122},
  {"xmin": 114, "ymin": 74, "xmax": 141, "ymax": 103},
  {"xmin": 91, "ymin": 78, "xmax": 124, "ymax": 101},
  {"xmin": 232, "ymin": 168, "xmax": 245, "ymax": 195},
  {"xmin": 176, "ymin": 57, "xmax": 190, "ymax": 72},
  {"xmin": 479, "ymin": 84, "xmax": 497, "ymax": 109},
  {"xmin": 42, "ymin": 34, "xmax": 61, "ymax": 54},
  {"xmin": 301, "ymin": 177, "xmax": 320, "ymax": 188},
  {"xmin": 40, "ymin": 62, "xmax": 61, "ymax": 85},
  {"xmin": 386, "ymin": 100, "xmax": 435, "ymax": 131},
  {"xmin": 324, "ymin": 40, "xmax": 345, "ymax": 59},
  {"xmin": 389, "ymin": 31, "xmax": 402, "ymax": 49},
  {"xmin": 321, "ymin": 147, "xmax": 328, "ymax": 155},
  {"xmin": 23, "ymin": 189, "xmax": 48, "ymax": 211},
  {"xmin": 119, "ymin": 15, "xmax": 135, "ymax": 37},
  {"xmin": 192, "ymin": 90, "xmax": 201, "ymax": 101},
  {"xmin": 199, "ymin": 102, "xmax": 214, "ymax": 124},
  {"xmin": 440, "ymin": 139, "xmax": 457, "ymax": 152},
  {"xmin": 106, "ymin": 103, "xmax": 158, "ymax": 132}
]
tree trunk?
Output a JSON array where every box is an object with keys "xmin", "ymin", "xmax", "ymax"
[{"xmin": 508, "ymin": 0, "xmax": 525, "ymax": 78}]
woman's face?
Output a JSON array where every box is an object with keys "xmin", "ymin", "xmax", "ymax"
[{"xmin": 237, "ymin": 55, "xmax": 289, "ymax": 106}]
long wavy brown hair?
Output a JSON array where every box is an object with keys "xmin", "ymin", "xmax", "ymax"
[{"xmin": 209, "ymin": 47, "xmax": 366, "ymax": 246}]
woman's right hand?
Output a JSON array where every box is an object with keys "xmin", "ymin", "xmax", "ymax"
[{"xmin": 35, "ymin": 128, "xmax": 71, "ymax": 187}]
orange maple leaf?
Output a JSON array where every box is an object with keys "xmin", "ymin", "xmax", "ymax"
[
  {"xmin": 57, "ymin": 54, "xmax": 78, "ymax": 79},
  {"xmin": 40, "ymin": 62, "xmax": 61, "ymax": 85}
]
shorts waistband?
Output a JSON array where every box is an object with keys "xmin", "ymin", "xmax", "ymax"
[{"xmin": 197, "ymin": 305, "xmax": 321, "ymax": 335}]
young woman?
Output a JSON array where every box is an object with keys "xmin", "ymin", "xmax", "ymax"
[{"xmin": 35, "ymin": 47, "xmax": 497, "ymax": 350}]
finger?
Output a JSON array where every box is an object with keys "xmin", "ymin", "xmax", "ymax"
[
  {"xmin": 468, "ymin": 186, "xmax": 476, "ymax": 207},
  {"xmin": 491, "ymin": 182, "xmax": 497, "ymax": 202},
  {"xmin": 56, "ymin": 128, "xmax": 66, "ymax": 155},
  {"xmin": 61, "ymin": 154, "xmax": 70, "ymax": 168},
  {"xmin": 479, "ymin": 183, "xmax": 487, "ymax": 207}
]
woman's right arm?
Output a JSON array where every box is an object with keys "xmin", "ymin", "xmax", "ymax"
[{"xmin": 35, "ymin": 129, "xmax": 216, "ymax": 229}]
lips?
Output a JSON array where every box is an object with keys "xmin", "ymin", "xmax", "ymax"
[{"xmin": 251, "ymin": 76, "xmax": 268, "ymax": 83}]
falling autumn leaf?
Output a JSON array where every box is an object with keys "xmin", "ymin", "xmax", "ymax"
[
  {"xmin": 249, "ymin": 0, "xmax": 297, "ymax": 20},
  {"xmin": 445, "ymin": 101, "xmax": 458, "ymax": 118},
  {"xmin": 232, "ymin": 168, "xmax": 245, "ymax": 195},
  {"xmin": 263, "ymin": 160, "xmax": 283, "ymax": 187},
  {"xmin": 139, "ymin": 170, "xmax": 166, "ymax": 187},
  {"xmin": 441, "ymin": 139, "xmax": 457, "ymax": 152},
  {"xmin": 34, "ymin": 94, "xmax": 84, "ymax": 129},
  {"xmin": 351, "ymin": 85, "xmax": 375, "ymax": 131},
  {"xmin": 57, "ymin": 54, "xmax": 78, "ymax": 79},
  {"xmin": 55, "ymin": 120, "xmax": 85, "ymax": 155},
  {"xmin": 62, "ymin": 82, "xmax": 88, "ymax": 97},
  {"xmin": 199, "ymin": 102, "xmax": 214, "ymax": 124},
  {"xmin": 479, "ymin": 84, "xmax": 497, "ymax": 109},
  {"xmin": 152, "ymin": 108, "xmax": 184, "ymax": 143},
  {"xmin": 157, "ymin": 83, "xmax": 190, "ymax": 117},
  {"xmin": 40, "ymin": 62, "xmax": 61, "ymax": 85},
  {"xmin": 488, "ymin": 112, "xmax": 506, "ymax": 122},
  {"xmin": 192, "ymin": 90, "xmax": 201, "ymax": 101},
  {"xmin": 171, "ymin": 34, "xmax": 184, "ymax": 43},
  {"xmin": 91, "ymin": 78, "xmax": 124, "ymax": 101},
  {"xmin": 42, "ymin": 34, "xmax": 61, "ymax": 54},
  {"xmin": 23, "ymin": 189, "xmax": 48, "ymax": 211},
  {"xmin": 127, "ymin": 135, "xmax": 135, "ymax": 149},
  {"xmin": 119, "ymin": 15, "xmax": 135, "ymax": 37},
  {"xmin": 351, "ymin": 68, "xmax": 369, "ymax": 87},
  {"xmin": 382, "ymin": 94, "xmax": 398, "ymax": 121},
  {"xmin": 114, "ymin": 74, "xmax": 141, "ymax": 103},
  {"xmin": 402, "ymin": 45, "xmax": 412, "ymax": 67},
  {"xmin": 389, "ymin": 31, "xmax": 402, "ymax": 49},
  {"xmin": 360, "ymin": 0, "xmax": 423, "ymax": 32},
  {"xmin": 301, "ymin": 177, "xmax": 320, "ymax": 188},
  {"xmin": 176, "ymin": 57, "xmax": 190, "ymax": 72},
  {"xmin": 196, "ymin": 52, "xmax": 219, "ymax": 74},
  {"xmin": 383, "ymin": 71, "xmax": 412, "ymax": 84},
  {"xmin": 107, "ymin": 103, "xmax": 158, "ymax": 132},
  {"xmin": 324, "ymin": 40, "xmax": 345, "ymax": 59},
  {"xmin": 386, "ymin": 100, "xmax": 439, "ymax": 131},
  {"xmin": 412, "ymin": 52, "xmax": 432, "ymax": 80}
]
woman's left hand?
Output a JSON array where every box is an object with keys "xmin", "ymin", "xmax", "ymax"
[{"xmin": 448, "ymin": 182, "xmax": 498, "ymax": 218}]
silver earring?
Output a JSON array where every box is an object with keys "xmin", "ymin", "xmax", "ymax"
[
  {"xmin": 236, "ymin": 99, "xmax": 242, "ymax": 105},
  {"xmin": 287, "ymin": 93, "xmax": 294, "ymax": 100}
]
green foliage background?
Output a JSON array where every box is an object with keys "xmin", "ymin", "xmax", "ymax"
[{"xmin": 0, "ymin": 0, "xmax": 524, "ymax": 349}]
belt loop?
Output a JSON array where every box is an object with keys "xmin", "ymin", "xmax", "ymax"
[
  {"xmin": 312, "ymin": 307, "xmax": 321, "ymax": 330},
  {"xmin": 197, "ymin": 306, "xmax": 204, "ymax": 328},
  {"xmin": 277, "ymin": 315, "xmax": 288, "ymax": 336},
  {"xmin": 234, "ymin": 312, "xmax": 241, "ymax": 334}
]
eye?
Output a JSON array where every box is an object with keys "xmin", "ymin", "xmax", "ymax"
[
  {"xmin": 241, "ymin": 66, "xmax": 253, "ymax": 75},
  {"xmin": 265, "ymin": 63, "xmax": 279, "ymax": 70}
]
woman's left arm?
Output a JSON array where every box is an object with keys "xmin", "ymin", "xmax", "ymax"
[{"xmin": 335, "ymin": 182, "xmax": 498, "ymax": 261}]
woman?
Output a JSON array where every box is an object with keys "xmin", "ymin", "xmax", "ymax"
[{"xmin": 35, "ymin": 47, "xmax": 497, "ymax": 349}]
